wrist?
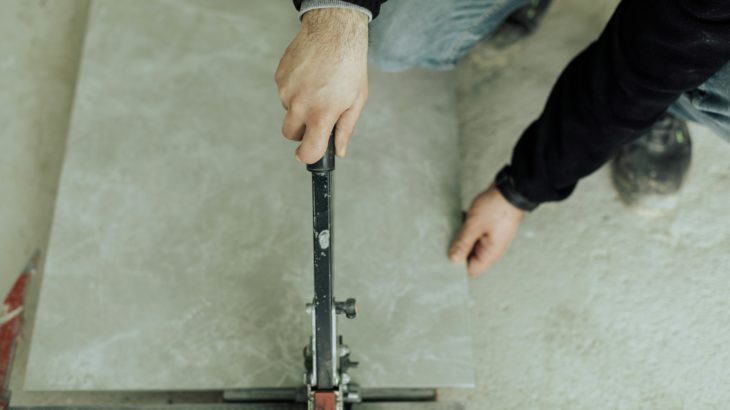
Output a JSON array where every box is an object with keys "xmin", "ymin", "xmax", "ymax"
[
  {"xmin": 301, "ymin": 7, "xmax": 369, "ymax": 31},
  {"xmin": 299, "ymin": 8, "xmax": 368, "ymax": 60},
  {"xmin": 489, "ymin": 183, "xmax": 526, "ymax": 219},
  {"xmin": 494, "ymin": 166, "xmax": 539, "ymax": 212}
]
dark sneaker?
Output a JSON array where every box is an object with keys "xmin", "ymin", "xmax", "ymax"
[
  {"xmin": 490, "ymin": 0, "xmax": 554, "ymax": 49},
  {"xmin": 611, "ymin": 114, "xmax": 692, "ymax": 217}
]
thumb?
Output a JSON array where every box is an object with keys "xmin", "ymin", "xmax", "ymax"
[
  {"xmin": 449, "ymin": 215, "xmax": 485, "ymax": 263},
  {"xmin": 296, "ymin": 115, "xmax": 337, "ymax": 164}
]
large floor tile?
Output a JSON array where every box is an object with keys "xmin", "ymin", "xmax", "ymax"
[{"xmin": 24, "ymin": 0, "xmax": 473, "ymax": 391}]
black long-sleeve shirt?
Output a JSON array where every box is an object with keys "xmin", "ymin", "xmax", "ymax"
[{"xmin": 295, "ymin": 0, "xmax": 730, "ymax": 207}]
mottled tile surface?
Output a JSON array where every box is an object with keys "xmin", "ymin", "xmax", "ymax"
[{"xmin": 25, "ymin": 0, "xmax": 473, "ymax": 391}]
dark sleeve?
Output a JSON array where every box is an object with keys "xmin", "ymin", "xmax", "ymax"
[
  {"xmin": 503, "ymin": 0, "xmax": 730, "ymax": 207},
  {"xmin": 292, "ymin": 0, "xmax": 387, "ymax": 19}
]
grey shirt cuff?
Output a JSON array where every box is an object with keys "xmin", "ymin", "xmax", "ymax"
[{"xmin": 299, "ymin": 0, "xmax": 373, "ymax": 22}]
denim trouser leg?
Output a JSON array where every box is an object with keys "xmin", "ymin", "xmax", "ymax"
[
  {"xmin": 370, "ymin": 1, "xmax": 730, "ymax": 142},
  {"xmin": 369, "ymin": 0, "xmax": 529, "ymax": 72},
  {"xmin": 669, "ymin": 61, "xmax": 730, "ymax": 143}
]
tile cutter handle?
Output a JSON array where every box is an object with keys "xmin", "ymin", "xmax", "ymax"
[{"xmin": 307, "ymin": 131, "xmax": 337, "ymax": 391}]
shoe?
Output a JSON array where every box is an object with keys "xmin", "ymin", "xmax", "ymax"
[
  {"xmin": 489, "ymin": 0, "xmax": 553, "ymax": 49},
  {"xmin": 611, "ymin": 114, "xmax": 692, "ymax": 217}
]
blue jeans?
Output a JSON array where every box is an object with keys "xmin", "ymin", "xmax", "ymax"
[{"xmin": 369, "ymin": 0, "xmax": 730, "ymax": 142}]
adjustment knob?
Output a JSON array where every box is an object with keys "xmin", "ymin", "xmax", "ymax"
[{"xmin": 336, "ymin": 298, "xmax": 357, "ymax": 319}]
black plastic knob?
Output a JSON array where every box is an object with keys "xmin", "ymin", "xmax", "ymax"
[{"xmin": 336, "ymin": 298, "xmax": 357, "ymax": 319}]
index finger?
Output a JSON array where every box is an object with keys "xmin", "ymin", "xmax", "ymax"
[{"xmin": 449, "ymin": 215, "xmax": 486, "ymax": 263}]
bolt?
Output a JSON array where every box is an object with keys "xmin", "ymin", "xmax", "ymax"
[{"xmin": 336, "ymin": 298, "xmax": 357, "ymax": 319}]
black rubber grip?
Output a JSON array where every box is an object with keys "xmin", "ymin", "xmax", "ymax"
[{"xmin": 307, "ymin": 130, "xmax": 336, "ymax": 173}]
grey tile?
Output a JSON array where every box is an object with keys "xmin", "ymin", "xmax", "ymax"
[{"xmin": 24, "ymin": 0, "xmax": 473, "ymax": 391}]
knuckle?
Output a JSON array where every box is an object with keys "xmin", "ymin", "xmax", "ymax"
[
  {"xmin": 282, "ymin": 125, "xmax": 293, "ymax": 140},
  {"xmin": 283, "ymin": 131, "xmax": 298, "ymax": 142},
  {"xmin": 277, "ymin": 87, "xmax": 289, "ymax": 103},
  {"xmin": 309, "ymin": 136, "xmax": 329, "ymax": 152},
  {"xmin": 464, "ymin": 212, "xmax": 481, "ymax": 225},
  {"xmin": 308, "ymin": 107, "xmax": 330, "ymax": 124},
  {"xmin": 468, "ymin": 199, "xmax": 489, "ymax": 217},
  {"xmin": 288, "ymin": 99, "xmax": 305, "ymax": 115},
  {"xmin": 301, "ymin": 149, "xmax": 321, "ymax": 164},
  {"xmin": 302, "ymin": 134, "xmax": 326, "ymax": 150},
  {"xmin": 470, "ymin": 197, "xmax": 486, "ymax": 209}
]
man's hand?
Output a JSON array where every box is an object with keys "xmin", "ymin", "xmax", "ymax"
[
  {"xmin": 449, "ymin": 183, "xmax": 524, "ymax": 277},
  {"xmin": 275, "ymin": 8, "xmax": 369, "ymax": 163}
]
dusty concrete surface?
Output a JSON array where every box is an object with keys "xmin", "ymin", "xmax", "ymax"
[
  {"xmin": 441, "ymin": 0, "xmax": 730, "ymax": 408},
  {"xmin": 0, "ymin": 0, "xmax": 89, "ymax": 300}
]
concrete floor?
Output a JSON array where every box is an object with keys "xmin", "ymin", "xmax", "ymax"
[
  {"xmin": 3, "ymin": 0, "xmax": 730, "ymax": 408},
  {"xmin": 441, "ymin": 0, "xmax": 730, "ymax": 407},
  {"xmin": 0, "ymin": 0, "xmax": 88, "ymax": 304}
]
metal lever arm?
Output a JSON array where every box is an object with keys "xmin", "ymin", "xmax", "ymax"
[{"xmin": 308, "ymin": 131, "xmax": 336, "ymax": 390}]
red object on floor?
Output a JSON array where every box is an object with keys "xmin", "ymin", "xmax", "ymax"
[
  {"xmin": 313, "ymin": 390, "xmax": 337, "ymax": 410},
  {"xmin": 0, "ymin": 264, "xmax": 32, "ymax": 410}
]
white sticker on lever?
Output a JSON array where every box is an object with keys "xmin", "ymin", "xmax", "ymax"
[{"xmin": 318, "ymin": 229, "xmax": 330, "ymax": 250}]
